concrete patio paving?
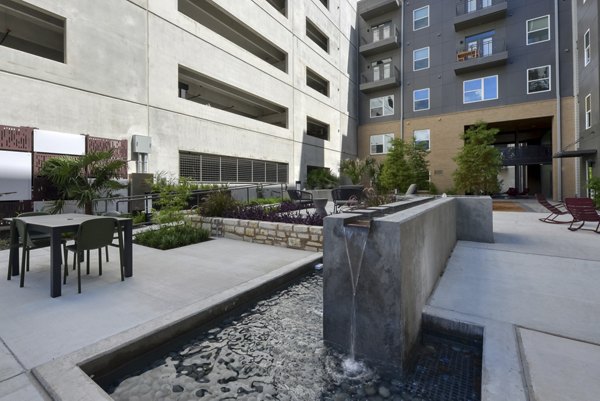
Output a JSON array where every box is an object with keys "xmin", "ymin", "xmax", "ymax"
[{"xmin": 1, "ymin": 204, "xmax": 599, "ymax": 400}]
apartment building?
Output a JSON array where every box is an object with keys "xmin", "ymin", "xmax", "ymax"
[
  {"xmin": 573, "ymin": 0, "xmax": 599, "ymax": 196},
  {"xmin": 357, "ymin": 0, "xmax": 582, "ymax": 199},
  {"xmin": 0, "ymin": 0, "xmax": 359, "ymax": 192}
]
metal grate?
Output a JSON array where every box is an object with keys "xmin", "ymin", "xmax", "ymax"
[{"xmin": 180, "ymin": 152, "xmax": 288, "ymax": 183}]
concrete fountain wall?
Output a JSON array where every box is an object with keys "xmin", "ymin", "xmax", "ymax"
[{"xmin": 323, "ymin": 196, "xmax": 492, "ymax": 373}]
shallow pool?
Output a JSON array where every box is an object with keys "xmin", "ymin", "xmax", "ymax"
[{"xmin": 100, "ymin": 274, "xmax": 480, "ymax": 401}]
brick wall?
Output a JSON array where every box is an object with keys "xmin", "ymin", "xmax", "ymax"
[{"xmin": 188, "ymin": 215, "xmax": 323, "ymax": 252}]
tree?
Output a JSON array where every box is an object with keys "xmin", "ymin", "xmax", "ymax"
[
  {"xmin": 406, "ymin": 138, "xmax": 430, "ymax": 191},
  {"xmin": 453, "ymin": 121, "xmax": 502, "ymax": 195},
  {"xmin": 40, "ymin": 149, "xmax": 127, "ymax": 214},
  {"xmin": 379, "ymin": 138, "xmax": 412, "ymax": 192}
]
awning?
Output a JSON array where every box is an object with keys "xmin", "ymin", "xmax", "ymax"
[{"xmin": 552, "ymin": 149, "xmax": 598, "ymax": 158}]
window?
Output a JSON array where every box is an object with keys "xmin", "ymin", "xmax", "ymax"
[
  {"xmin": 370, "ymin": 95, "xmax": 394, "ymax": 118},
  {"xmin": 413, "ymin": 6, "xmax": 429, "ymax": 31},
  {"xmin": 414, "ymin": 129, "xmax": 430, "ymax": 151},
  {"xmin": 306, "ymin": 18, "xmax": 329, "ymax": 53},
  {"xmin": 306, "ymin": 68, "xmax": 329, "ymax": 96},
  {"xmin": 463, "ymin": 76, "xmax": 498, "ymax": 103},
  {"xmin": 266, "ymin": 0, "xmax": 286, "ymax": 16},
  {"xmin": 584, "ymin": 29, "xmax": 591, "ymax": 66},
  {"xmin": 465, "ymin": 30, "xmax": 495, "ymax": 58},
  {"xmin": 372, "ymin": 21, "xmax": 391, "ymax": 42},
  {"xmin": 527, "ymin": 16, "xmax": 550, "ymax": 45},
  {"xmin": 0, "ymin": 0, "xmax": 65, "ymax": 63},
  {"xmin": 467, "ymin": 0, "xmax": 476, "ymax": 13},
  {"xmin": 319, "ymin": 0, "xmax": 328, "ymax": 9},
  {"xmin": 585, "ymin": 94, "xmax": 592, "ymax": 129},
  {"xmin": 179, "ymin": 0, "xmax": 287, "ymax": 71},
  {"xmin": 413, "ymin": 88, "xmax": 430, "ymax": 111},
  {"xmin": 178, "ymin": 65, "xmax": 288, "ymax": 128},
  {"xmin": 413, "ymin": 47, "xmax": 430, "ymax": 71},
  {"xmin": 371, "ymin": 58, "xmax": 392, "ymax": 81},
  {"xmin": 527, "ymin": 66, "xmax": 551, "ymax": 94},
  {"xmin": 307, "ymin": 117, "xmax": 329, "ymax": 140},
  {"xmin": 370, "ymin": 134, "xmax": 394, "ymax": 154}
]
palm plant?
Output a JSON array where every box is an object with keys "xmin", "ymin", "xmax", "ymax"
[{"xmin": 39, "ymin": 149, "xmax": 127, "ymax": 214}]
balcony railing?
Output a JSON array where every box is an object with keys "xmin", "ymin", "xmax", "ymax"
[
  {"xmin": 454, "ymin": 0, "xmax": 507, "ymax": 31},
  {"xmin": 456, "ymin": 0, "xmax": 506, "ymax": 16},
  {"xmin": 454, "ymin": 39, "xmax": 508, "ymax": 74},
  {"xmin": 498, "ymin": 145, "xmax": 553, "ymax": 166},
  {"xmin": 359, "ymin": 27, "xmax": 400, "ymax": 56},
  {"xmin": 359, "ymin": 66, "xmax": 400, "ymax": 93},
  {"xmin": 358, "ymin": 0, "xmax": 401, "ymax": 20}
]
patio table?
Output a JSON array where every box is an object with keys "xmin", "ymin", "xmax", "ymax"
[{"xmin": 5, "ymin": 213, "xmax": 133, "ymax": 297}]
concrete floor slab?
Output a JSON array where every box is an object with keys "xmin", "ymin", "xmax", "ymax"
[
  {"xmin": 0, "ymin": 373, "xmax": 49, "ymax": 401},
  {"xmin": 0, "ymin": 341, "xmax": 22, "ymax": 382},
  {"xmin": 519, "ymin": 328, "xmax": 600, "ymax": 401}
]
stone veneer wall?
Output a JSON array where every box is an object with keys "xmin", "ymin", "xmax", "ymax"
[{"xmin": 187, "ymin": 215, "xmax": 323, "ymax": 252}]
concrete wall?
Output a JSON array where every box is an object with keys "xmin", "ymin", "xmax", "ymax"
[
  {"xmin": 0, "ymin": 0, "xmax": 359, "ymax": 184},
  {"xmin": 323, "ymin": 196, "xmax": 492, "ymax": 372}
]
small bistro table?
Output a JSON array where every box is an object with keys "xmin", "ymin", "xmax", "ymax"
[{"xmin": 5, "ymin": 213, "xmax": 133, "ymax": 297}]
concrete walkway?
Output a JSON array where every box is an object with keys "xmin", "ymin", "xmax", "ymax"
[
  {"xmin": 0, "ymin": 237, "xmax": 320, "ymax": 400},
  {"xmin": 1, "ymin": 206, "xmax": 599, "ymax": 400}
]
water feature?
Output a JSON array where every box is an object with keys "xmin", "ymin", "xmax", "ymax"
[{"xmin": 96, "ymin": 273, "xmax": 481, "ymax": 401}]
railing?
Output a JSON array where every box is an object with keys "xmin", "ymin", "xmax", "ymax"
[
  {"xmin": 92, "ymin": 183, "xmax": 289, "ymax": 218},
  {"xmin": 456, "ymin": 0, "xmax": 506, "ymax": 16},
  {"xmin": 498, "ymin": 145, "xmax": 553, "ymax": 165},
  {"xmin": 360, "ymin": 66, "xmax": 400, "ymax": 85},
  {"xmin": 456, "ymin": 38, "xmax": 506, "ymax": 61},
  {"xmin": 360, "ymin": 26, "xmax": 400, "ymax": 47}
]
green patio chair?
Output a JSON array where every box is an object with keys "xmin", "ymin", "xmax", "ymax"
[
  {"xmin": 64, "ymin": 217, "xmax": 124, "ymax": 294},
  {"xmin": 13, "ymin": 217, "xmax": 67, "ymax": 288}
]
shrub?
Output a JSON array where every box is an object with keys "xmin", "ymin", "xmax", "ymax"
[
  {"xmin": 224, "ymin": 203, "xmax": 323, "ymax": 226},
  {"xmin": 134, "ymin": 224, "xmax": 210, "ymax": 250},
  {"xmin": 306, "ymin": 168, "xmax": 338, "ymax": 189},
  {"xmin": 200, "ymin": 190, "xmax": 239, "ymax": 217},
  {"xmin": 248, "ymin": 197, "xmax": 282, "ymax": 206},
  {"xmin": 587, "ymin": 177, "xmax": 600, "ymax": 209}
]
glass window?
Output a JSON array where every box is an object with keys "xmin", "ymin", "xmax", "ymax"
[
  {"xmin": 371, "ymin": 58, "xmax": 392, "ymax": 81},
  {"xmin": 370, "ymin": 133, "xmax": 394, "ymax": 154},
  {"xmin": 413, "ymin": 47, "xmax": 430, "ymax": 70},
  {"xmin": 414, "ymin": 129, "xmax": 430, "ymax": 150},
  {"xmin": 413, "ymin": 88, "xmax": 430, "ymax": 111},
  {"xmin": 527, "ymin": 16, "xmax": 550, "ymax": 45},
  {"xmin": 370, "ymin": 95, "xmax": 394, "ymax": 118},
  {"xmin": 527, "ymin": 66, "xmax": 551, "ymax": 94},
  {"xmin": 463, "ymin": 76, "xmax": 498, "ymax": 103},
  {"xmin": 413, "ymin": 6, "xmax": 429, "ymax": 31},
  {"xmin": 372, "ymin": 22, "xmax": 391, "ymax": 42},
  {"xmin": 584, "ymin": 30, "xmax": 591, "ymax": 66},
  {"xmin": 585, "ymin": 94, "xmax": 592, "ymax": 129}
]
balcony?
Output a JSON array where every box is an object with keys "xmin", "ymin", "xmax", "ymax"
[
  {"xmin": 358, "ymin": 0, "xmax": 401, "ymax": 21},
  {"xmin": 359, "ymin": 27, "xmax": 400, "ymax": 57},
  {"xmin": 454, "ymin": 0, "xmax": 507, "ymax": 31},
  {"xmin": 359, "ymin": 66, "xmax": 400, "ymax": 93},
  {"xmin": 454, "ymin": 39, "xmax": 508, "ymax": 74},
  {"xmin": 499, "ymin": 145, "xmax": 553, "ymax": 166}
]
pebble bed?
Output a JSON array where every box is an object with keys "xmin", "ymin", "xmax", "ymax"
[{"xmin": 102, "ymin": 274, "xmax": 480, "ymax": 401}]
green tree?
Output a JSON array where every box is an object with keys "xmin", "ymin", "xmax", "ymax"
[
  {"xmin": 587, "ymin": 177, "xmax": 600, "ymax": 209},
  {"xmin": 40, "ymin": 149, "xmax": 127, "ymax": 214},
  {"xmin": 406, "ymin": 138, "xmax": 430, "ymax": 191},
  {"xmin": 379, "ymin": 139, "xmax": 412, "ymax": 192},
  {"xmin": 453, "ymin": 121, "xmax": 502, "ymax": 195}
]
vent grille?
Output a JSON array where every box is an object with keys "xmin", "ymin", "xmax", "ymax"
[{"xmin": 180, "ymin": 152, "xmax": 288, "ymax": 184}]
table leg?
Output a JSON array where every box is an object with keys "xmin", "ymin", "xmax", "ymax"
[
  {"xmin": 123, "ymin": 220, "xmax": 133, "ymax": 277},
  {"xmin": 50, "ymin": 229, "xmax": 62, "ymax": 298},
  {"xmin": 7, "ymin": 222, "xmax": 19, "ymax": 278}
]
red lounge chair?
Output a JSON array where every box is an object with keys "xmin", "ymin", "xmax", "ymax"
[
  {"xmin": 535, "ymin": 193, "xmax": 571, "ymax": 224},
  {"xmin": 564, "ymin": 198, "xmax": 600, "ymax": 233}
]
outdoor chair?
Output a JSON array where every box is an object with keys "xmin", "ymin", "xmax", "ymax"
[
  {"xmin": 64, "ymin": 217, "xmax": 124, "ymax": 293},
  {"xmin": 332, "ymin": 185, "xmax": 364, "ymax": 213},
  {"xmin": 12, "ymin": 217, "xmax": 67, "ymax": 288},
  {"xmin": 102, "ymin": 211, "xmax": 124, "ymax": 267},
  {"xmin": 564, "ymin": 198, "xmax": 600, "ymax": 233},
  {"xmin": 535, "ymin": 193, "xmax": 571, "ymax": 224},
  {"xmin": 287, "ymin": 189, "xmax": 313, "ymax": 209}
]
